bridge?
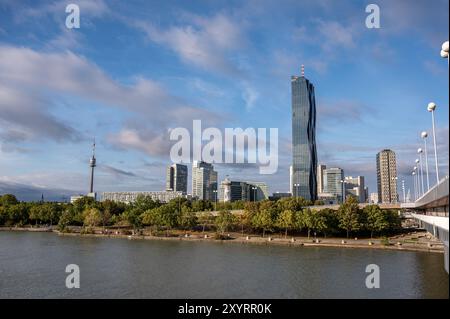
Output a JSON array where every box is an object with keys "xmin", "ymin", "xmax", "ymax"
[{"xmin": 401, "ymin": 176, "xmax": 449, "ymax": 273}]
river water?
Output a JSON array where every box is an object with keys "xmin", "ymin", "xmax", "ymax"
[{"xmin": 0, "ymin": 232, "xmax": 448, "ymax": 298}]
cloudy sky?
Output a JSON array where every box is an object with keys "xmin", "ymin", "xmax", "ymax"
[{"xmin": 0, "ymin": 0, "xmax": 448, "ymax": 201}]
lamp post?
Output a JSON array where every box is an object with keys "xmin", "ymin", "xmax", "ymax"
[
  {"xmin": 415, "ymin": 158, "xmax": 422, "ymax": 196},
  {"xmin": 441, "ymin": 40, "xmax": 449, "ymax": 67},
  {"xmin": 413, "ymin": 166, "xmax": 418, "ymax": 200},
  {"xmin": 421, "ymin": 131, "xmax": 430, "ymax": 191},
  {"xmin": 412, "ymin": 171, "xmax": 417, "ymax": 201},
  {"xmin": 427, "ymin": 102, "xmax": 440, "ymax": 184},
  {"xmin": 417, "ymin": 149, "xmax": 425, "ymax": 195}
]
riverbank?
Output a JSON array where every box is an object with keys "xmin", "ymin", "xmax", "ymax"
[{"xmin": 0, "ymin": 226, "xmax": 444, "ymax": 253}]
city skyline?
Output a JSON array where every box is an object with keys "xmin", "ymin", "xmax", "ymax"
[{"xmin": 0, "ymin": 0, "xmax": 449, "ymax": 201}]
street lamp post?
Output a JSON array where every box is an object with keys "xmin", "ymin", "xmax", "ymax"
[
  {"xmin": 427, "ymin": 102, "xmax": 440, "ymax": 184},
  {"xmin": 412, "ymin": 171, "xmax": 416, "ymax": 201},
  {"xmin": 413, "ymin": 167, "xmax": 418, "ymax": 200},
  {"xmin": 421, "ymin": 131, "xmax": 430, "ymax": 191},
  {"xmin": 415, "ymin": 159, "xmax": 422, "ymax": 196},
  {"xmin": 417, "ymin": 149, "xmax": 425, "ymax": 195}
]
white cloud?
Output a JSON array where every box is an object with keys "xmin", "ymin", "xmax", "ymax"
[
  {"xmin": 132, "ymin": 13, "xmax": 245, "ymax": 77},
  {"xmin": 0, "ymin": 45, "xmax": 224, "ymax": 156}
]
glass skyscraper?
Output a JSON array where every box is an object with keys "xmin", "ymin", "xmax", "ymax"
[{"xmin": 291, "ymin": 68, "xmax": 318, "ymax": 201}]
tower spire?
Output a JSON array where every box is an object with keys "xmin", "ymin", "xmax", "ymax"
[
  {"xmin": 89, "ymin": 137, "xmax": 96, "ymax": 194},
  {"xmin": 301, "ymin": 64, "xmax": 305, "ymax": 77}
]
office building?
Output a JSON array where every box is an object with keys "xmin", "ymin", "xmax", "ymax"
[
  {"xmin": 291, "ymin": 65, "xmax": 318, "ymax": 201},
  {"xmin": 323, "ymin": 167, "xmax": 344, "ymax": 203},
  {"xmin": 344, "ymin": 176, "xmax": 366, "ymax": 203},
  {"xmin": 376, "ymin": 149, "xmax": 398, "ymax": 203},
  {"xmin": 317, "ymin": 164, "xmax": 326, "ymax": 194},
  {"xmin": 219, "ymin": 179, "xmax": 269, "ymax": 202},
  {"xmin": 192, "ymin": 161, "xmax": 218, "ymax": 201},
  {"xmin": 369, "ymin": 192, "xmax": 379, "ymax": 204},
  {"xmin": 166, "ymin": 163, "xmax": 188, "ymax": 194}
]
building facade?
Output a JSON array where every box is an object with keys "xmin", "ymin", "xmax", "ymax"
[
  {"xmin": 323, "ymin": 167, "xmax": 344, "ymax": 203},
  {"xmin": 101, "ymin": 191, "xmax": 185, "ymax": 204},
  {"xmin": 317, "ymin": 164, "xmax": 326, "ymax": 195},
  {"xmin": 166, "ymin": 163, "xmax": 188, "ymax": 194},
  {"xmin": 291, "ymin": 67, "xmax": 318, "ymax": 201},
  {"xmin": 376, "ymin": 149, "xmax": 398, "ymax": 203},
  {"xmin": 219, "ymin": 179, "xmax": 269, "ymax": 202},
  {"xmin": 344, "ymin": 176, "xmax": 366, "ymax": 203},
  {"xmin": 369, "ymin": 192, "xmax": 379, "ymax": 204},
  {"xmin": 192, "ymin": 161, "xmax": 218, "ymax": 201}
]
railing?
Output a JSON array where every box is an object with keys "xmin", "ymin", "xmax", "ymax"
[{"xmin": 414, "ymin": 175, "xmax": 449, "ymax": 208}]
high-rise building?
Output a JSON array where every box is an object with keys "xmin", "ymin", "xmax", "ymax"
[
  {"xmin": 376, "ymin": 149, "xmax": 398, "ymax": 203},
  {"xmin": 291, "ymin": 65, "xmax": 318, "ymax": 201},
  {"xmin": 344, "ymin": 176, "xmax": 366, "ymax": 203},
  {"xmin": 369, "ymin": 192, "xmax": 379, "ymax": 204},
  {"xmin": 192, "ymin": 161, "xmax": 218, "ymax": 201},
  {"xmin": 317, "ymin": 164, "xmax": 326, "ymax": 194},
  {"xmin": 323, "ymin": 167, "xmax": 344, "ymax": 203},
  {"xmin": 166, "ymin": 164, "xmax": 188, "ymax": 194}
]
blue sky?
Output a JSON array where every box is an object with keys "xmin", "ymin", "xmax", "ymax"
[{"xmin": 0, "ymin": 0, "xmax": 448, "ymax": 201}]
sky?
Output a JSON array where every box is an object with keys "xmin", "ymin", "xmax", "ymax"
[{"xmin": 0, "ymin": 0, "xmax": 448, "ymax": 201}]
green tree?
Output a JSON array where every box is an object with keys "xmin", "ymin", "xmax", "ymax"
[
  {"xmin": 197, "ymin": 212, "xmax": 213, "ymax": 233},
  {"xmin": 317, "ymin": 208, "xmax": 339, "ymax": 237},
  {"xmin": 363, "ymin": 205, "xmax": 387, "ymax": 238},
  {"xmin": 83, "ymin": 208, "xmax": 102, "ymax": 228},
  {"xmin": 0, "ymin": 194, "xmax": 19, "ymax": 206},
  {"xmin": 252, "ymin": 209, "xmax": 274, "ymax": 237},
  {"xmin": 123, "ymin": 208, "xmax": 143, "ymax": 232},
  {"xmin": 215, "ymin": 210, "xmax": 235, "ymax": 235},
  {"xmin": 179, "ymin": 210, "xmax": 198, "ymax": 230},
  {"xmin": 57, "ymin": 209, "xmax": 74, "ymax": 232},
  {"xmin": 276, "ymin": 209, "xmax": 295, "ymax": 238},
  {"xmin": 338, "ymin": 197, "xmax": 361, "ymax": 238}
]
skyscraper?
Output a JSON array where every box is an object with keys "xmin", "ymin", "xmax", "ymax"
[
  {"xmin": 376, "ymin": 149, "xmax": 398, "ymax": 203},
  {"xmin": 166, "ymin": 163, "xmax": 188, "ymax": 194},
  {"xmin": 323, "ymin": 167, "xmax": 344, "ymax": 203},
  {"xmin": 291, "ymin": 65, "xmax": 318, "ymax": 201},
  {"xmin": 192, "ymin": 161, "xmax": 218, "ymax": 201}
]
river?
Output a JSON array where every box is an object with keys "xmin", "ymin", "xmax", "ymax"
[{"xmin": 0, "ymin": 231, "xmax": 448, "ymax": 298}]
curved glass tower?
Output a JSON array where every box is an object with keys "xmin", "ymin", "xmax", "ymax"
[{"xmin": 291, "ymin": 68, "xmax": 317, "ymax": 201}]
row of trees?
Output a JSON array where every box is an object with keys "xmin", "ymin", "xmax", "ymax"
[{"xmin": 0, "ymin": 194, "xmax": 401, "ymax": 238}]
